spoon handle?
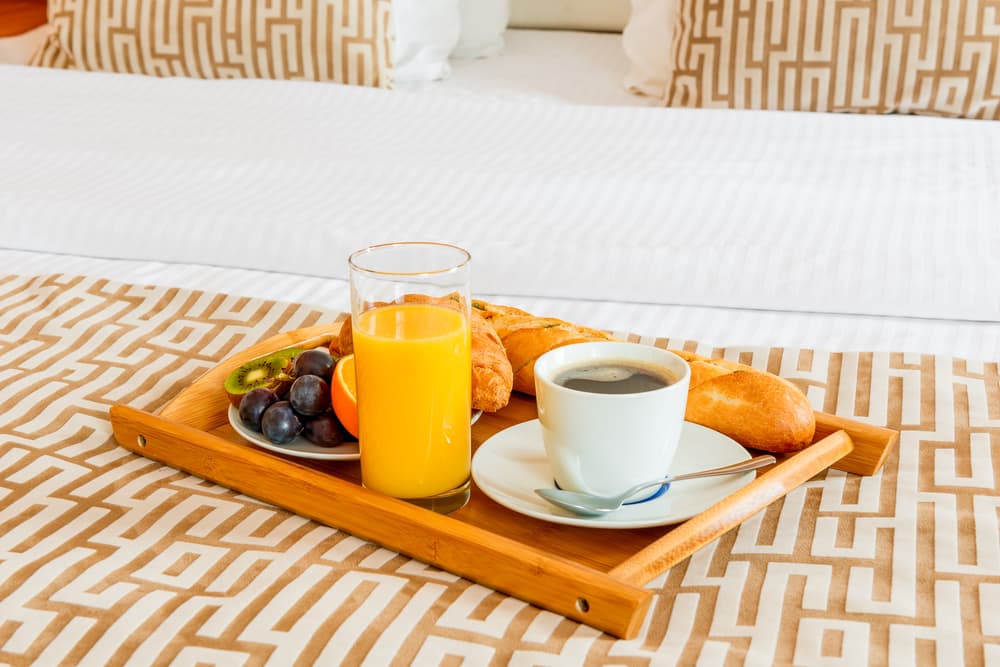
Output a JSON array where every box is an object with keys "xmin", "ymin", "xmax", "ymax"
[
  {"xmin": 614, "ymin": 455, "xmax": 776, "ymax": 503},
  {"xmin": 665, "ymin": 454, "xmax": 775, "ymax": 485}
]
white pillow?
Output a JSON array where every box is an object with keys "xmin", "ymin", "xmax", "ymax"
[
  {"xmin": 393, "ymin": 0, "xmax": 461, "ymax": 82},
  {"xmin": 622, "ymin": 0, "xmax": 673, "ymax": 98},
  {"xmin": 452, "ymin": 0, "xmax": 508, "ymax": 59}
]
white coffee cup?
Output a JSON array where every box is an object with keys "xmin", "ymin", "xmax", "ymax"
[{"xmin": 533, "ymin": 342, "xmax": 690, "ymax": 499}]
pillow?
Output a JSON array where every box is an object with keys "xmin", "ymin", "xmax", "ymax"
[
  {"xmin": 31, "ymin": 0, "xmax": 392, "ymax": 88},
  {"xmin": 663, "ymin": 0, "xmax": 1000, "ymax": 119},
  {"xmin": 508, "ymin": 0, "xmax": 630, "ymax": 32},
  {"xmin": 622, "ymin": 0, "xmax": 674, "ymax": 98},
  {"xmin": 452, "ymin": 0, "xmax": 508, "ymax": 59},
  {"xmin": 394, "ymin": 0, "xmax": 461, "ymax": 82}
]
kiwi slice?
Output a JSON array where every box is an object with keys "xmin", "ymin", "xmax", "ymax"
[{"xmin": 224, "ymin": 347, "xmax": 304, "ymax": 407}]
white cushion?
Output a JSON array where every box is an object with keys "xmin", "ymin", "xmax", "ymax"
[
  {"xmin": 393, "ymin": 0, "xmax": 461, "ymax": 82},
  {"xmin": 622, "ymin": 0, "xmax": 673, "ymax": 98},
  {"xmin": 452, "ymin": 0, "xmax": 509, "ymax": 59}
]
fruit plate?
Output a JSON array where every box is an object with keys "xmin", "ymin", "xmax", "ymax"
[
  {"xmin": 227, "ymin": 406, "xmax": 483, "ymax": 461},
  {"xmin": 108, "ymin": 323, "xmax": 899, "ymax": 640},
  {"xmin": 227, "ymin": 405, "xmax": 361, "ymax": 460}
]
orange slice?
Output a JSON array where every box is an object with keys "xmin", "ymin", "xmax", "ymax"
[{"xmin": 331, "ymin": 354, "xmax": 359, "ymax": 438}]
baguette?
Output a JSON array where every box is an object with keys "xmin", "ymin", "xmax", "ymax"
[
  {"xmin": 472, "ymin": 299, "xmax": 617, "ymax": 395},
  {"xmin": 474, "ymin": 299, "xmax": 815, "ymax": 453},
  {"xmin": 333, "ymin": 295, "xmax": 513, "ymax": 412},
  {"xmin": 671, "ymin": 350, "xmax": 815, "ymax": 453}
]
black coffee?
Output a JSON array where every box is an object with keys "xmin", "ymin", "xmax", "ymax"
[{"xmin": 554, "ymin": 361, "xmax": 674, "ymax": 395}]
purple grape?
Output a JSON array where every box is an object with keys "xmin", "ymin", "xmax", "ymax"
[
  {"xmin": 238, "ymin": 388, "xmax": 278, "ymax": 432},
  {"xmin": 261, "ymin": 401, "xmax": 302, "ymax": 445},
  {"xmin": 294, "ymin": 349, "xmax": 336, "ymax": 382},
  {"xmin": 303, "ymin": 413, "xmax": 350, "ymax": 447},
  {"xmin": 289, "ymin": 375, "xmax": 330, "ymax": 416}
]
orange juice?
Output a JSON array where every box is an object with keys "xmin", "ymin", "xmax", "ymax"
[{"xmin": 352, "ymin": 303, "xmax": 471, "ymax": 498}]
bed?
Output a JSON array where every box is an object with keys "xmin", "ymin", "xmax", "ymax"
[{"xmin": 2, "ymin": 7, "xmax": 999, "ymax": 665}]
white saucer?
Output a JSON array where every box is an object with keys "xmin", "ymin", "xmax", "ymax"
[
  {"xmin": 228, "ymin": 405, "xmax": 360, "ymax": 460},
  {"xmin": 228, "ymin": 406, "xmax": 484, "ymax": 461},
  {"xmin": 471, "ymin": 420, "xmax": 754, "ymax": 529}
]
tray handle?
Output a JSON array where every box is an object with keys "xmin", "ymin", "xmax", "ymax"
[
  {"xmin": 813, "ymin": 413, "xmax": 895, "ymax": 475},
  {"xmin": 609, "ymin": 430, "xmax": 854, "ymax": 587}
]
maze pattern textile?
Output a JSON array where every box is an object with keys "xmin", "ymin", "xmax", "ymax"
[
  {"xmin": 30, "ymin": 0, "xmax": 392, "ymax": 88},
  {"xmin": 665, "ymin": 0, "xmax": 1000, "ymax": 119},
  {"xmin": 1, "ymin": 274, "xmax": 997, "ymax": 665}
]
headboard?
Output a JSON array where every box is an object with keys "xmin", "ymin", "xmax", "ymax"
[{"xmin": 508, "ymin": 0, "xmax": 629, "ymax": 33}]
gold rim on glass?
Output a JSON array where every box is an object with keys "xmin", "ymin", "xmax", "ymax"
[{"xmin": 348, "ymin": 242, "xmax": 471, "ymax": 278}]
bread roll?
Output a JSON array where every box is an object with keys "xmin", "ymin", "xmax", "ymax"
[
  {"xmin": 333, "ymin": 296, "xmax": 513, "ymax": 412},
  {"xmin": 672, "ymin": 350, "xmax": 815, "ymax": 453},
  {"xmin": 472, "ymin": 299, "xmax": 617, "ymax": 394}
]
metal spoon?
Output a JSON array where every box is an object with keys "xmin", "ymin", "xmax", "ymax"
[{"xmin": 534, "ymin": 454, "xmax": 776, "ymax": 516}]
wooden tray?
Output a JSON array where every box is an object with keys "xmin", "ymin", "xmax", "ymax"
[{"xmin": 109, "ymin": 324, "xmax": 899, "ymax": 639}]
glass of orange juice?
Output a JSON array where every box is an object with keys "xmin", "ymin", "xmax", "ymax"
[{"xmin": 348, "ymin": 242, "xmax": 472, "ymax": 513}]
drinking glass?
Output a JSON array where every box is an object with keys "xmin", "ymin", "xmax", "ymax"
[{"xmin": 348, "ymin": 242, "xmax": 472, "ymax": 513}]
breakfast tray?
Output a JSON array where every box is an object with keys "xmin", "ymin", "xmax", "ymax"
[{"xmin": 108, "ymin": 324, "xmax": 899, "ymax": 639}]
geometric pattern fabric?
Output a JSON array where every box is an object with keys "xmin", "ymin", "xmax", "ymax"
[
  {"xmin": 1, "ymin": 274, "xmax": 997, "ymax": 664},
  {"xmin": 667, "ymin": 0, "xmax": 1000, "ymax": 119},
  {"xmin": 31, "ymin": 0, "xmax": 392, "ymax": 87}
]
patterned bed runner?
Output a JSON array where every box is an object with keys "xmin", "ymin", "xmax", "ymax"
[{"xmin": 1, "ymin": 274, "xmax": 997, "ymax": 665}]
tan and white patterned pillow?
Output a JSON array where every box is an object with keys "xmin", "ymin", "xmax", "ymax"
[
  {"xmin": 665, "ymin": 0, "xmax": 1000, "ymax": 119},
  {"xmin": 30, "ymin": 0, "xmax": 392, "ymax": 88}
]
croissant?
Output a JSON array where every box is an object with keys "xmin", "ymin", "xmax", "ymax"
[
  {"xmin": 333, "ymin": 295, "xmax": 513, "ymax": 412},
  {"xmin": 472, "ymin": 299, "xmax": 617, "ymax": 395}
]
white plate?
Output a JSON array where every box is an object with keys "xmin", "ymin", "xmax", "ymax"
[
  {"xmin": 471, "ymin": 419, "xmax": 754, "ymax": 529},
  {"xmin": 228, "ymin": 406, "xmax": 484, "ymax": 461},
  {"xmin": 228, "ymin": 405, "xmax": 360, "ymax": 460}
]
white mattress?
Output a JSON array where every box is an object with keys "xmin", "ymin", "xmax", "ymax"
[
  {"xmin": 1, "ymin": 33, "xmax": 998, "ymax": 361},
  {"xmin": 5, "ymin": 249, "xmax": 998, "ymax": 361}
]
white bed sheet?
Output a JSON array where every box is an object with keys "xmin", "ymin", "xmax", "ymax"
[
  {"xmin": 3, "ymin": 31, "xmax": 1000, "ymax": 362},
  {"xmin": 6, "ymin": 249, "xmax": 998, "ymax": 361},
  {"xmin": 2, "ymin": 64, "xmax": 999, "ymax": 325}
]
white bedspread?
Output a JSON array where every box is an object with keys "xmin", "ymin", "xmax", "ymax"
[{"xmin": 2, "ymin": 65, "xmax": 999, "ymax": 327}]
